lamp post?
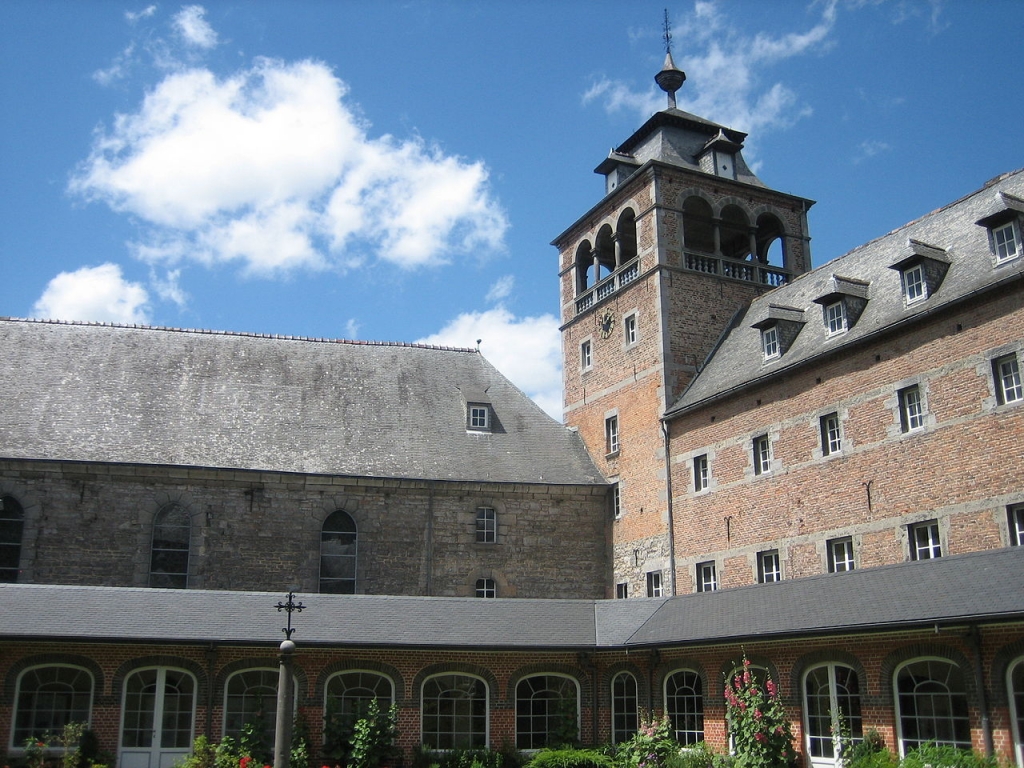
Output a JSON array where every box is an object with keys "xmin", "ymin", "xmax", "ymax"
[{"xmin": 274, "ymin": 592, "xmax": 304, "ymax": 768}]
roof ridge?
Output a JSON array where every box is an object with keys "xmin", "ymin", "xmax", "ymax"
[{"xmin": 0, "ymin": 316, "xmax": 478, "ymax": 353}]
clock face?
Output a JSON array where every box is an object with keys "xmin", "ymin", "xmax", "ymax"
[{"xmin": 600, "ymin": 310, "xmax": 614, "ymax": 338}]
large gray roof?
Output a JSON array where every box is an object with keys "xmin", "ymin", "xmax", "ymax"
[
  {"xmin": 3, "ymin": 547, "xmax": 1020, "ymax": 649},
  {"xmin": 0, "ymin": 319, "xmax": 603, "ymax": 485},
  {"xmin": 668, "ymin": 169, "xmax": 1024, "ymax": 416}
]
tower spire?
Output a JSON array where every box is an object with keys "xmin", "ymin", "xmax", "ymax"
[{"xmin": 654, "ymin": 9, "xmax": 686, "ymax": 110}]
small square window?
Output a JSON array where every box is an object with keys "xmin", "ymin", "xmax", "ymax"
[
  {"xmin": 762, "ymin": 325, "xmax": 780, "ymax": 360},
  {"xmin": 753, "ymin": 434, "xmax": 771, "ymax": 475},
  {"xmin": 646, "ymin": 570, "xmax": 663, "ymax": 597},
  {"xmin": 581, "ymin": 340, "xmax": 593, "ymax": 371},
  {"xmin": 820, "ymin": 412, "xmax": 842, "ymax": 456},
  {"xmin": 909, "ymin": 520, "xmax": 941, "ymax": 560},
  {"xmin": 898, "ymin": 385, "xmax": 925, "ymax": 432},
  {"xmin": 1009, "ymin": 504, "xmax": 1024, "ymax": 547},
  {"xmin": 993, "ymin": 221, "xmax": 1022, "ymax": 262},
  {"xmin": 993, "ymin": 353, "xmax": 1023, "ymax": 405},
  {"xmin": 827, "ymin": 537, "xmax": 855, "ymax": 572},
  {"xmin": 606, "ymin": 415, "xmax": 620, "ymax": 455},
  {"xmin": 616, "ymin": 582, "xmax": 628, "ymax": 599},
  {"xmin": 824, "ymin": 301, "xmax": 847, "ymax": 336},
  {"xmin": 696, "ymin": 561, "xmax": 717, "ymax": 592},
  {"xmin": 624, "ymin": 314, "xmax": 638, "ymax": 346},
  {"xmin": 475, "ymin": 506, "xmax": 496, "ymax": 543},
  {"xmin": 469, "ymin": 405, "xmax": 490, "ymax": 430},
  {"xmin": 757, "ymin": 550, "xmax": 781, "ymax": 583},
  {"xmin": 902, "ymin": 264, "xmax": 927, "ymax": 304},
  {"xmin": 693, "ymin": 454, "xmax": 709, "ymax": 492},
  {"xmin": 475, "ymin": 577, "xmax": 496, "ymax": 598}
]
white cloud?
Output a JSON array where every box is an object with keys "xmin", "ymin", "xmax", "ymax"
[
  {"xmin": 853, "ymin": 139, "xmax": 891, "ymax": 164},
  {"xmin": 417, "ymin": 307, "xmax": 563, "ymax": 420},
  {"xmin": 583, "ymin": 0, "xmax": 837, "ymax": 151},
  {"xmin": 485, "ymin": 275, "xmax": 515, "ymax": 303},
  {"xmin": 70, "ymin": 58, "xmax": 508, "ymax": 276},
  {"xmin": 93, "ymin": 43, "xmax": 137, "ymax": 86},
  {"xmin": 125, "ymin": 5, "xmax": 157, "ymax": 23},
  {"xmin": 173, "ymin": 5, "xmax": 218, "ymax": 49},
  {"xmin": 344, "ymin": 318, "xmax": 361, "ymax": 339},
  {"xmin": 32, "ymin": 264, "xmax": 151, "ymax": 324}
]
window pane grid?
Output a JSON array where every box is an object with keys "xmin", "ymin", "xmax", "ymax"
[
  {"xmin": 900, "ymin": 386, "xmax": 924, "ymax": 432},
  {"xmin": 910, "ymin": 522, "xmax": 941, "ymax": 560},
  {"xmin": 694, "ymin": 455, "xmax": 709, "ymax": 492},
  {"xmin": 994, "ymin": 222, "xmax": 1021, "ymax": 261},
  {"xmin": 0, "ymin": 495, "xmax": 25, "ymax": 583},
  {"xmin": 897, "ymin": 660, "xmax": 970, "ymax": 751},
  {"xmin": 475, "ymin": 578, "xmax": 496, "ymax": 598},
  {"xmin": 422, "ymin": 675, "xmax": 487, "ymax": 750},
  {"xmin": 14, "ymin": 666, "xmax": 93, "ymax": 743},
  {"xmin": 697, "ymin": 561, "xmax": 717, "ymax": 592},
  {"xmin": 828, "ymin": 538, "xmax": 855, "ymax": 572},
  {"xmin": 904, "ymin": 265, "xmax": 926, "ymax": 303},
  {"xmin": 996, "ymin": 355, "xmax": 1022, "ymax": 404},
  {"xmin": 321, "ymin": 510, "xmax": 357, "ymax": 594},
  {"xmin": 150, "ymin": 505, "xmax": 190, "ymax": 589},
  {"xmin": 762, "ymin": 326, "xmax": 780, "ymax": 359},
  {"xmin": 758, "ymin": 550, "xmax": 781, "ymax": 583},
  {"xmin": 515, "ymin": 676, "xmax": 578, "ymax": 750},
  {"xmin": 665, "ymin": 670, "xmax": 704, "ymax": 745},
  {"xmin": 475, "ymin": 507, "xmax": 496, "ymax": 543},
  {"xmin": 825, "ymin": 301, "xmax": 846, "ymax": 336},
  {"xmin": 1010, "ymin": 505, "xmax": 1024, "ymax": 547},
  {"xmin": 753, "ymin": 435, "xmax": 771, "ymax": 475},
  {"xmin": 821, "ymin": 413, "xmax": 841, "ymax": 455},
  {"xmin": 606, "ymin": 416, "xmax": 619, "ymax": 454},
  {"xmin": 611, "ymin": 672, "xmax": 638, "ymax": 744}
]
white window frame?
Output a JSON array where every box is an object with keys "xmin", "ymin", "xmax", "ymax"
[
  {"xmin": 610, "ymin": 671, "xmax": 639, "ymax": 744},
  {"xmin": 606, "ymin": 415, "xmax": 619, "ymax": 456},
  {"xmin": 475, "ymin": 577, "xmax": 496, "ymax": 598},
  {"xmin": 802, "ymin": 663, "xmax": 863, "ymax": 768},
  {"xmin": 646, "ymin": 570, "xmax": 663, "ymax": 597},
  {"xmin": 902, "ymin": 263, "xmax": 927, "ymax": 304},
  {"xmin": 664, "ymin": 669, "xmax": 704, "ymax": 745},
  {"xmin": 753, "ymin": 434, "xmax": 772, "ymax": 475},
  {"xmin": 757, "ymin": 550, "xmax": 781, "ymax": 583},
  {"xmin": 615, "ymin": 582, "xmax": 628, "ymax": 599},
  {"xmin": 824, "ymin": 301, "xmax": 847, "ymax": 337},
  {"xmin": 624, "ymin": 313, "xmax": 638, "ymax": 347},
  {"xmin": 421, "ymin": 673, "xmax": 489, "ymax": 750},
  {"xmin": 909, "ymin": 520, "xmax": 941, "ymax": 560},
  {"xmin": 696, "ymin": 561, "xmax": 717, "ymax": 592},
  {"xmin": 468, "ymin": 405, "xmax": 490, "ymax": 431},
  {"xmin": 1009, "ymin": 504, "xmax": 1024, "ymax": 547},
  {"xmin": 475, "ymin": 506, "xmax": 496, "ymax": 543},
  {"xmin": 693, "ymin": 454, "xmax": 709, "ymax": 492},
  {"xmin": 994, "ymin": 353, "xmax": 1023, "ymax": 405},
  {"xmin": 893, "ymin": 658, "xmax": 970, "ymax": 755},
  {"xmin": 993, "ymin": 220, "xmax": 1022, "ymax": 263},
  {"xmin": 762, "ymin": 325, "xmax": 780, "ymax": 360},
  {"xmin": 580, "ymin": 339, "xmax": 592, "ymax": 372},
  {"xmin": 515, "ymin": 674, "xmax": 580, "ymax": 751},
  {"xmin": 820, "ymin": 412, "xmax": 842, "ymax": 456},
  {"xmin": 827, "ymin": 537, "xmax": 855, "ymax": 573},
  {"xmin": 610, "ymin": 483, "xmax": 621, "ymax": 519},
  {"xmin": 899, "ymin": 385, "xmax": 925, "ymax": 432},
  {"xmin": 12, "ymin": 665, "xmax": 94, "ymax": 749}
]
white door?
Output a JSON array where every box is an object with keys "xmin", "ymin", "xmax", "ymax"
[
  {"xmin": 120, "ymin": 668, "xmax": 196, "ymax": 768},
  {"xmin": 804, "ymin": 664, "xmax": 862, "ymax": 768}
]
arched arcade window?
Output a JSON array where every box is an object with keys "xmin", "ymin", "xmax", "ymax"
[
  {"xmin": 421, "ymin": 674, "xmax": 488, "ymax": 749},
  {"xmin": 894, "ymin": 658, "xmax": 970, "ymax": 754},
  {"xmin": 665, "ymin": 669, "xmax": 704, "ymax": 745},
  {"xmin": 13, "ymin": 665, "xmax": 94, "ymax": 745},
  {"xmin": 516, "ymin": 674, "xmax": 580, "ymax": 750},
  {"xmin": 324, "ymin": 671, "xmax": 394, "ymax": 761},
  {"xmin": 611, "ymin": 671, "xmax": 638, "ymax": 744},
  {"xmin": 321, "ymin": 510, "xmax": 357, "ymax": 594},
  {"xmin": 803, "ymin": 663, "xmax": 862, "ymax": 768}
]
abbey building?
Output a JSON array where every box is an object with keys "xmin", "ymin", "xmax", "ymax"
[{"xmin": 2, "ymin": 53, "xmax": 1023, "ymax": 768}]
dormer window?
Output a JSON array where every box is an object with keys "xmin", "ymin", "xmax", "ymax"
[
  {"xmin": 824, "ymin": 301, "xmax": 847, "ymax": 336},
  {"xmin": 902, "ymin": 263, "xmax": 926, "ymax": 303},
  {"xmin": 889, "ymin": 240, "xmax": 950, "ymax": 307},
  {"xmin": 761, "ymin": 325, "xmax": 780, "ymax": 360},
  {"xmin": 751, "ymin": 305, "xmax": 804, "ymax": 363},
  {"xmin": 468, "ymin": 404, "xmax": 490, "ymax": 431},
  {"xmin": 976, "ymin": 191, "xmax": 1024, "ymax": 264}
]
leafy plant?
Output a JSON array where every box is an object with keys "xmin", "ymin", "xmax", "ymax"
[
  {"xmin": 526, "ymin": 748, "xmax": 613, "ymax": 768},
  {"xmin": 900, "ymin": 744, "xmax": 1001, "ymax": 768},
  {"xmin": 664, "ymin": 743, "xmax": 726, "ymax": 768},
  {"xmin": 723, "ymin": 655, "xmax": 795, "ymax": 768},
  {"xmin": 614, "ymin": 712, "xmax": 679, "ymax": 768},
  {"xmin": 349, "ymin": 698, "xmax": 399, "ymax": 768}
]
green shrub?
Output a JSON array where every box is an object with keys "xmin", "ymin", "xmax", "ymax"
[
  {"xmin": 613, "ymin": 713, "xmax": 679, "ymax": 768},
  {"xmin": 901, "ymin": 744, "xmax": 1000, "ymax": 768},
  {"xmin": 526, "ymin": 747, "xmax": 614, "ymax": 768},
  {"xmin": 664, "ymin": 743, "xmax": 723, "ymax": 768}
]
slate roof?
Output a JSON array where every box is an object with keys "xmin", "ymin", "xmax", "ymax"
[
  {"xmin": 0, "ymin": 320, "xmax": 604, "ymax": 485},
  {"xmin": 3, "ymin": 547, "xmax": 1020, "ymax": 649},
  {"xmin": 668, "ymin": 169, "xmax": 1024, "ymax": 416}
]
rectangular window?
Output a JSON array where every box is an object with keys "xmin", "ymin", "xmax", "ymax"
[
  {"xmin": 580, "ymin": 340, "xmax": 592, "ymax": 371},
  {"xmin": 646, "ymin": 570, "xmax": 663, "ymax": 597},
  {"xmin": 1008, "ymin": 504, "xmax": 1024, "ymax": 547},
  {"xmin": 469, "ymin": 405, "xmax": 490, "ymax": 430},
  {"xmin": 903, "ymin": 264, "xmax": 926, "ymax": 304},
  {"xmin": 825, "ymin": 301, "xmax": 847, "ymax": 336},
  {"xmin": 693, "ymin": 454, "xmax": 709, "ymax": 492},
  {"xmin": 757, "ymin": 550, "xmax": 781, "ymax": 583},
  {"xmin": 993, "ymin": 354, "xmax": 1023, "ymax": 405},
  {"xmin": 696, "ymin": 561, "xmax": 717, "ymax": 592},
  {"xmin": 610, "ymin": 483, "xmax": 621, "ymax": 519},
  {"xmin": 616, "ymin": 582, "xmax": 628, "ymax": 599},
  {"xmin": 753, "ymin": 434, "xmax": 771, "ymax": 475},
  {"xmin": 475, "ymin": 506, "xmax": 496, "ymax": 543},
  {"xmin": 475, "ymin": 578, "xmax": 496, "ymax": 598},
  {"xmin": 993, "ymin": 221, "xmax": 1022, "ymax": 262},
  {"xmin": 606, "ymin": 415, "xmax": 619, "ymax": 455},
  {"xmin": 820, "ymin": 412, "xmax": 842, "ymax": 456},
  {"xmin": 624, "ymin": 314, "xmax": 637, "ymax": 346},
  {"xmin": 827, "ymin": 537, "xmax": 855, "ymax": 572},
  {"xmin": 909, "ymin": 520, "xmax": 941, "ymax": 560},
  {"xmin": 762, "ymin": 325, "xmax": 780, "ymax": 360},
  {"xmin": 899, "ymin": 385, "xmax": 925, "ymax": 432}
]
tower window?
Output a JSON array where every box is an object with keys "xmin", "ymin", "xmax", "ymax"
[
  {"xmin": 753, "ymin": 434, "xmax": 771, "ymax": 475},
  {"xmin": 820, "ymin": 412, "xmax": 842, "ymax": 456},
  {"xmin": 693, "ymin": 454, "xmax": 709, "ymax": 492},
  {"xmin": 610, "ymin": 483, "xmax": 621, "ymax": 519},
  {"xmin": 899, "ymin": 385, "xmax": 925, "ymax": 432},
  {"xmin": 606, "ymin": 415, "xmax": 620, "ymax": 456},
  {"xmin": 624, "ymin": 313, "xmax": 638, "ymax": 346},
  {"xmin": 581, "ymin": 340, "xmax": 592, "ymax": 371},
  {"xmin": 616, "ymin": 582, "xmax": 628, "ymax": 599}
]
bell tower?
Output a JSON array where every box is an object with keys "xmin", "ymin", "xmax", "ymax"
[{"xmin": 554, "ymin": 49, "xmax": 815, "ymax": 598}]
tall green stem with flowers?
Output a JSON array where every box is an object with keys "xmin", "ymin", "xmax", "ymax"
[{"xmin": 723, "ymin": 655, "xmax": 795, "ymax": 768}]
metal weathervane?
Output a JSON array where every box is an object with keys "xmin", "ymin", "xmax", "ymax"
[
  {"xmin": 663, "ymin": 9, "xmax": 672, "ymax": 54},
  {"xmin": 276, "ymin": 591, "xmax": 305, "ymax": 639}
]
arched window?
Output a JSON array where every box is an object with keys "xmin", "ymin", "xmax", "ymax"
[
  {"xmin": 682, "ymin": 197, "xmax": 715, "ymax": 254},
  {"xmin": 515, "ymin": 674, "xmax": 579, "ymax": 750},
  {"xmin": 720, "ymin": 205, "xmax": 752, "ymax": 261},
  {"xmin": 321, "ymin": 510, "xmax": 357, "ymax": 594},
  {"xmin": 120, "ymin": 667, "xmax": 195, "ymax": 768},
  {"xmin": 223, "ymin": 669, "xmax": 282, "ymax": 749},
  {"xmin": 324, "ymin": 671, "xmax": 394, "ymax": 762},
  {"xmin": 665, "ymin": 669, "xmax": 703, "ymax": 745},
  {"xmin": 421, "ymin": 674, "xmax": 488, "ymax": 749},
  {"xmin": 475, "ymin": 578, "xmax": 496, "ymax": 598},
  {"xmin": 804, "ymin": 663, "xmax": 862, "ymax": 768},
  {"xmin": 611, "ymin": 671, "xmax": 638, "ymax": 744},
  {"xmin": 1008, "ymin": 657, "xmax": 1024, "ymax": 768},
  {"xmin": 150, "ymin": 504, "xmax": 190, "ymax": 589},
  {"xmin": 1, "ymin": 494, "xmax": 25, "ymax": 583},
  {"xmin": 575, "ymin": 241, "xmax": 593, "ymax": 292},
  {"xmin": 756, "ymin": 213, "xmax": 786, "ymax": 267},
  {"xmin": 593, "ymin": 225, "xmax": 616, "ymax": 285},
  {"xmin": 616, "ymin": 209, "xmax": 638, "ymax": 265},
  {"xmin": 894, "ymin": 658, "xmax": 970, "ymax": 754},
  {"xmin": 13, "ymin": 665, "xmax": 93, "ymax": 744}
]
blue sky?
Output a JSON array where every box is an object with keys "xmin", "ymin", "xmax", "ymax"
[{"xmin": 2, "ymin": 1, "xmax": 1022, "ymax": 418}]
